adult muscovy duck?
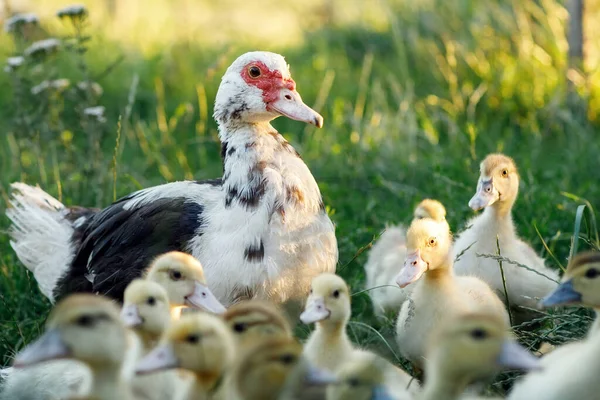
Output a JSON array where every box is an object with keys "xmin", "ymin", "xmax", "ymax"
[{"xmin": 7, "ymin": 51, "xmax": 338, "ymax": 307}]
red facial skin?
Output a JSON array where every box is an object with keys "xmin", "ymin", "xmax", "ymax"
[{"xmin": 240, "ymin": 61, "xmax": 296, "ymax": 107}]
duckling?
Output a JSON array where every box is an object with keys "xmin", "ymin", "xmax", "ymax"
[
  {"xmin": 11, "ymin": 294, "xmax": 139, "ymax": 400},
  {"xmin": 395, "ymin": 218, "xmax": 508, "ymax": 367},
  {"xmin": 121, "ymin": 279, "xmax": 187, "ymax": 400},
  {"xmin": 135, "ymin": 312, "xmax": 234, "ymax": 400},
  {"xmin": 452, "ymin": 154, "xmax": 559, "ymax": 322},
  {"xmin": 326, "ymin": 352, "xmax": 407, "ymax": 400},
  {"xmin": 232, "ymin": 336, "xmax": 334, "ymax": 400},
  {"xmin": 365, "ymin": 199, "xmax": 449, "ymax": 318},
  {"xmin": 422, "ymin": 312, "xmax": 540, "ymax": 400},
  {"xmin": 223, "ymin": 300, "xmax": 293, "ymax": 346},
  {"xmin": 509, "ymin": 251, "xmax": 600, "ymax": 400},
  {"xmin": 145, "ymin": 251, "xmax": 226, "ymax": 317}
]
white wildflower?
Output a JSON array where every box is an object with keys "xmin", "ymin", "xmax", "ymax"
[
  {"xmin": 31, "ymin": 79, "xmax": 71, "ymax": 94},
  {"xmin": 7, "ymin": 57, "xmax": 25, "ymax": 68},
  {"xmin": 84, "ymin": 106, "xmax": 107, "ymax": 123},
  {"xmin": 24, "ymin": 38, "xmax": 61, "ymax": 58},
  {"xmin": 4, "ymin": 13, "xmax": 39, "ymax": 33},
  {"xmin": 77, "ymin": 81, "xmax": 103, "ymax": 97},
  {"xmin": 57, "ymin": 4, "xmax": 88, "ymax": 19},
  {"xmin": 31, "ymin": 81, "xmax": 50, "ymax": 95}
]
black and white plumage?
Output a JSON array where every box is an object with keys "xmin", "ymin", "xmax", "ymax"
[{"xmin": 6, "ymin": 51, "xmax": 338, "ymax": 307}]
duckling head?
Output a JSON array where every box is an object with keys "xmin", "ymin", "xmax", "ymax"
[
  {"xmin": 145, "ymin": 251, "xmax": 226, "ymax": 314},
  {"xmin": 425, "ymin": 312, "xmax": 540, "ymax": 384},
  {"xmin": 300, "ymin": 273, "xmax": 351, "ymax": 326},
  {"xmin": 223, "ymin": 300, "xmax": 292, "ymax": 345},
  {"xmin": 469, "ymin": 153, "xmax": 519, "ymax": 212},
  {"xmin": 135, "ymin": 312, "xmax": 234, "ymax": 384},
  {"xmin": 542, "ymin": 251, "xmax": 600, "ymax": 308},
  {"xmin": 14, "ymin": 294, "xmax": 127, "ymax": 369},
  {"xmin": 121, "ymin": 279, "xmax": 170, "ymax": 339},
  {"xmin": 327, "ymin": 352, "xmax": 395, "ymax": 400},
  {"xmin": 413, "ymin": 198, "xmax": 447, "ymax": 222},
  {"xmin": 395, "ymin": 218, "xmax": 452, "ymax": 288}
]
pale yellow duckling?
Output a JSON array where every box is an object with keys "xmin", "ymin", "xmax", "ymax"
[
  {"xmin": 395, "ymin": 218, "xmax": 508, "ymax": 367},
  {"xmin": 145, "ymin": 251, "xmax": 226, "ymax": 317},
  {"xmin": 422, "ymin": 312, "xmax": 539, "ymax": 400},
  {"xmin": 12, "ymin": 294, "xmax": 139, "ymax": 400},
  {"xmin": 509, "ymin": 251, "xmax": 600, "ymax": 400},
  {"xmin": 135, "ymin": 312, "xmax": 234, "ymax": 400},
  {"xmin": 453, "ymin": 154, "xmax": 559, "ymax": 322},
  {"xmin": 365, "ymin": 199, "xmax": 449, "ymax": 317},
  {"xmin": 223, "ymin": 300, "xmax": 293, "ymax": 346}
]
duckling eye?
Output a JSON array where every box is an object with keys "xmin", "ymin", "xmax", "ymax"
[
  {"xmin": 233, "ymin": 323, "xmax": 247, "ymax": 333},
  {"xmin": 280, "ymin": 353, "xmax": 296, "ymax": 365},
  {"xmin": 427, "ymin": 237, "xmax": 437, "ymax": 247},
  {"xmin": 585, "ymin": 268, "xmax": 599, "ymax": 279},
  {"xmin": 332, "ymin": 290, "xmax": 340, "ymax": 298},
  {"xmin": 470, "ymin": 328, "xmax": 488, "ymax": 340},
  {"xmin": 248, "ymin": 66, "xmax": 261, "ymax": 78},
  {"xmin": 186, "ymin": 334, "xmax": 200, "ymax": 344},
  {"xmin": 348, "ymin": 378, "xmax": 361, "ymax": 387},
  {"xmin": 309, "ymin": 288, "xmax": 313, "ymax": 294},
  {"xmin": 76, "ymin": 315, "xmax": 95, "ymax": 328},
  {"xmin": 501, "ymin": 169, "xmax": 508, "ymax": 177},
  {"xmin": 147, "ymin": 296, "xmax": 156, "ymax": 306},
  {"xmin": 169, "ymin": 270, "xmax": 183, "ymax": 281}
]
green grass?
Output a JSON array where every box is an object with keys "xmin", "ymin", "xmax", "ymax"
[{"xmin": 1, "ymin": 0, "xmax": 600, "ymax": 395}]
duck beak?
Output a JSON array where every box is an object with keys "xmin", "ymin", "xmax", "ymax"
[
  {"xmin": 469, "ymin": 178, "xmax": 499, "ymax": 211},
  {"xmin": 305, "ymin": 364, "xmax": 338, "ymax": 386},
  {"xmin": 541, "ymin": 279, "xmax": 582, "ymax": 307},
  {"xmin": 185, "ymin": 282, "xmax": 227, "ymax": 314},
  {"xmin": 372, "ymin": 385, "xmax": 396, "ymax": 400},
  {"xmin": 121, "ymin": 304, "xmax": 143, "ymax": 327},
  {"xmin": 135, "ymin": 344, "xmax": 179, "ymax": 375},
  {"xmin": 268, "ymin": 87, "xmax": 323, "ymax": 128},
  {"xmin": 300, "ymin": 297, "xmax": 331, "ymax": 324},
  {"xmin": 13, "ymin": 329, "xmax": 70, "ymax": 367},
  {"xmin": 497, "ymin": 340, "xmax": 541, "ymax": 371},
  {"xmin": 395, "ymin": 250, "xmax": 428, "ymax": 288}
]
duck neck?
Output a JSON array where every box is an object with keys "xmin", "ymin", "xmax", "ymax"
[
  {"xmin": 91, "ymin": 364, "xmax": 131, "ymax": 400},
  {"xmin": 136, "ymin": 330, "xmax": 160, "ymax": 352},
  {"xmin": 479, "ymin": 205, "xmax": 516, "ymax": 241},
  {"xmin": 421, "ymin": 361, "xmax": 470, "ymax": 400},
  {"xmin": 424, "ymin": 256, "xmax": 454, "ymax": 283},
  {"xmin": 316, "ymin": 316, "xmax": 349, "ymax": 343},
  {"xmin": 488, "ymin": 197, "xmax": 515, "ymax": 220},
  {"xmin": 190, "ymin": 371, "xmax": 224, "ymax": 400}
]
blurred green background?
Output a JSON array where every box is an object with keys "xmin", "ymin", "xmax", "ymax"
[{"xmin": 1, "ymin": 0, "xmax": 599, "ymax": 393}]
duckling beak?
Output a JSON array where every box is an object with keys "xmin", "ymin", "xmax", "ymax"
[
  {"xmin": 135, "ymin": 343, "xmax": 179, "ymax": 375},
  {"xmin": 469, "ymin": 179, "xmax": 499, "ymax": 211},
  {"xmin": 121, "ymin": 304, "xmax": 143, "ymax": 327},
  {"xmin": 185, "ymin": 282, "xmax": 227, "ymax": 314},
  {"xmin": 13, "ymin": 329, "xmax": 71, "ymax": 368},
  {"xmin": 395, "ymin": 250, "xmax": 428, "ymax": 288},
  {"xmin": 497, "ymin": 340, "xmax": 541, "ymax": 371},
  {"xmin": 300, "ymin": 297, "xmax": 331, "ymax": 324},
  {"xmin": 541, "ymin": 279, "xmax": 582, "ymax": 308},
  {"xmin": 305, "ymin": 364, "xmax": 338, "ymax": 386},
  {"xmin": 372, "ymin": 385, "xmax": 396, "ymax": 400}
]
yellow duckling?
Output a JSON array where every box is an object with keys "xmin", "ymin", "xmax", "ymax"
[
  {"xmin": 452, "ymin": 154, "xmax": 559, "ymax": 323},
  {"xmin": 509, "ymin": 251, "xmax": 600, "ymax": 400},
  {"xmin": 365, "ymin": 199, "xmax": 449, "ymax": 317},
  {"xmin": 422, "ymin": 312, "xmax": 539, "ymax": 400},
  {"xmin": 223, "ymin": 300, "xmax": 293, "ymax": 346},
  {"xmin": 395, "ymin": 217, "xmax": 508, "ymax": 367},
  {"xmin": 135, "ymin": 312, "xmax": 234, "ymax": 400},
  {"xmin": 12, "ymin": 294, "xmax": 139, "ymax": 400},
  {"xmin": 145, "ymin": 251, "xmax": 226, "ymax": 317}
]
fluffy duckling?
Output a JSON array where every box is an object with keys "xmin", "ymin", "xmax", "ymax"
[
  {"xmin": 365, "ymin": 199, "xmax": 449, "ymax": 317},
  {"xmin": 12, "ymin": 294, "xmax": 139, "ymax": 400},
  {"xmin": 326, "ymin": 352, "xmax": 407, "ymax": 400},
  {"xmin": 452, "ymin": 154, "xmax": 558, "ymax": 322},
  {"xmin": 135, "ymin": 312, "xmax": 234, "ymax": 400},
  {"xmin": 223, "ymin": 300, "xmax": 293, "ymax": 346},
  {"xmin": 232, "ymin": 336, "xmax": 334, "ymax": 400},
  {"xmin": 145, "ymin": 251, "xmax": 226, "ymax": 317},
  {"xmin": 395, "ymin": 218, "xmax": 508, "ymax": 367},
  {"xmin": 509, "ymin": 251, "xmax": 600, "ymax": 400},
  {"xmin": 422, "ymin": 312, "xmax": 539, "ymax": 400}
]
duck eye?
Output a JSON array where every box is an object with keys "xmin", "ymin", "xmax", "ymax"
[
  {"xmin": 309, "ymin": 288, "xmax": 313, "ymax": 294},
  {"xmin": 428, "ymin": 237, "xmax": 437, "ymax": 246},
  {"xmin": 248, "ymin": 66, "xmax": 261, "ymax": 78},
  {"xmin": 501, "ymin": 169, "xmax": 508, "ymax": 177},
  {"xmin": 280, "ymin": 353, "xmax": 296, "ymax": 365},
  {"xmin": 169, "ymin": 270, "xmax": 183, "ymax": 281},
  {"xmin": 147, "ymin": 296, "xmax": 156, "ymax": 306},
  {"xmin": 348, "ymin": 378, "xmax": 361, "ymax": 387},
  {"xmin": 186, "ymin": 334, "xmax": 200, "ymax": 344},
  {"xmin": 585, "ymin": 268, "xmax": 599, "ymax": 279},
  {"xmin": 332, "ymin": 290, "xmax": 340, "ymax": 298},
  {"xmin": 470, "ymin": 328, "xmax": 487, "ymax": 340},
  {"xmin": 233, "ymin": 323, "xmax": 247, "ymax": 333},
  {"xmin": 76, "ymin": 315, "xmax": 95, "ymax": 328}
]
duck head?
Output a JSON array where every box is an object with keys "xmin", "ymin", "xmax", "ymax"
[
  {"xmin": 300, "ymin": 273, "xmax": 351, "ymax": 326},
  {"xmin": 542, "ymin": 251, "xmax": 600, "ymax": 308},
  {"xmin": 469, "ymin": 153, "xmax": 519, "ymax": 213}
]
